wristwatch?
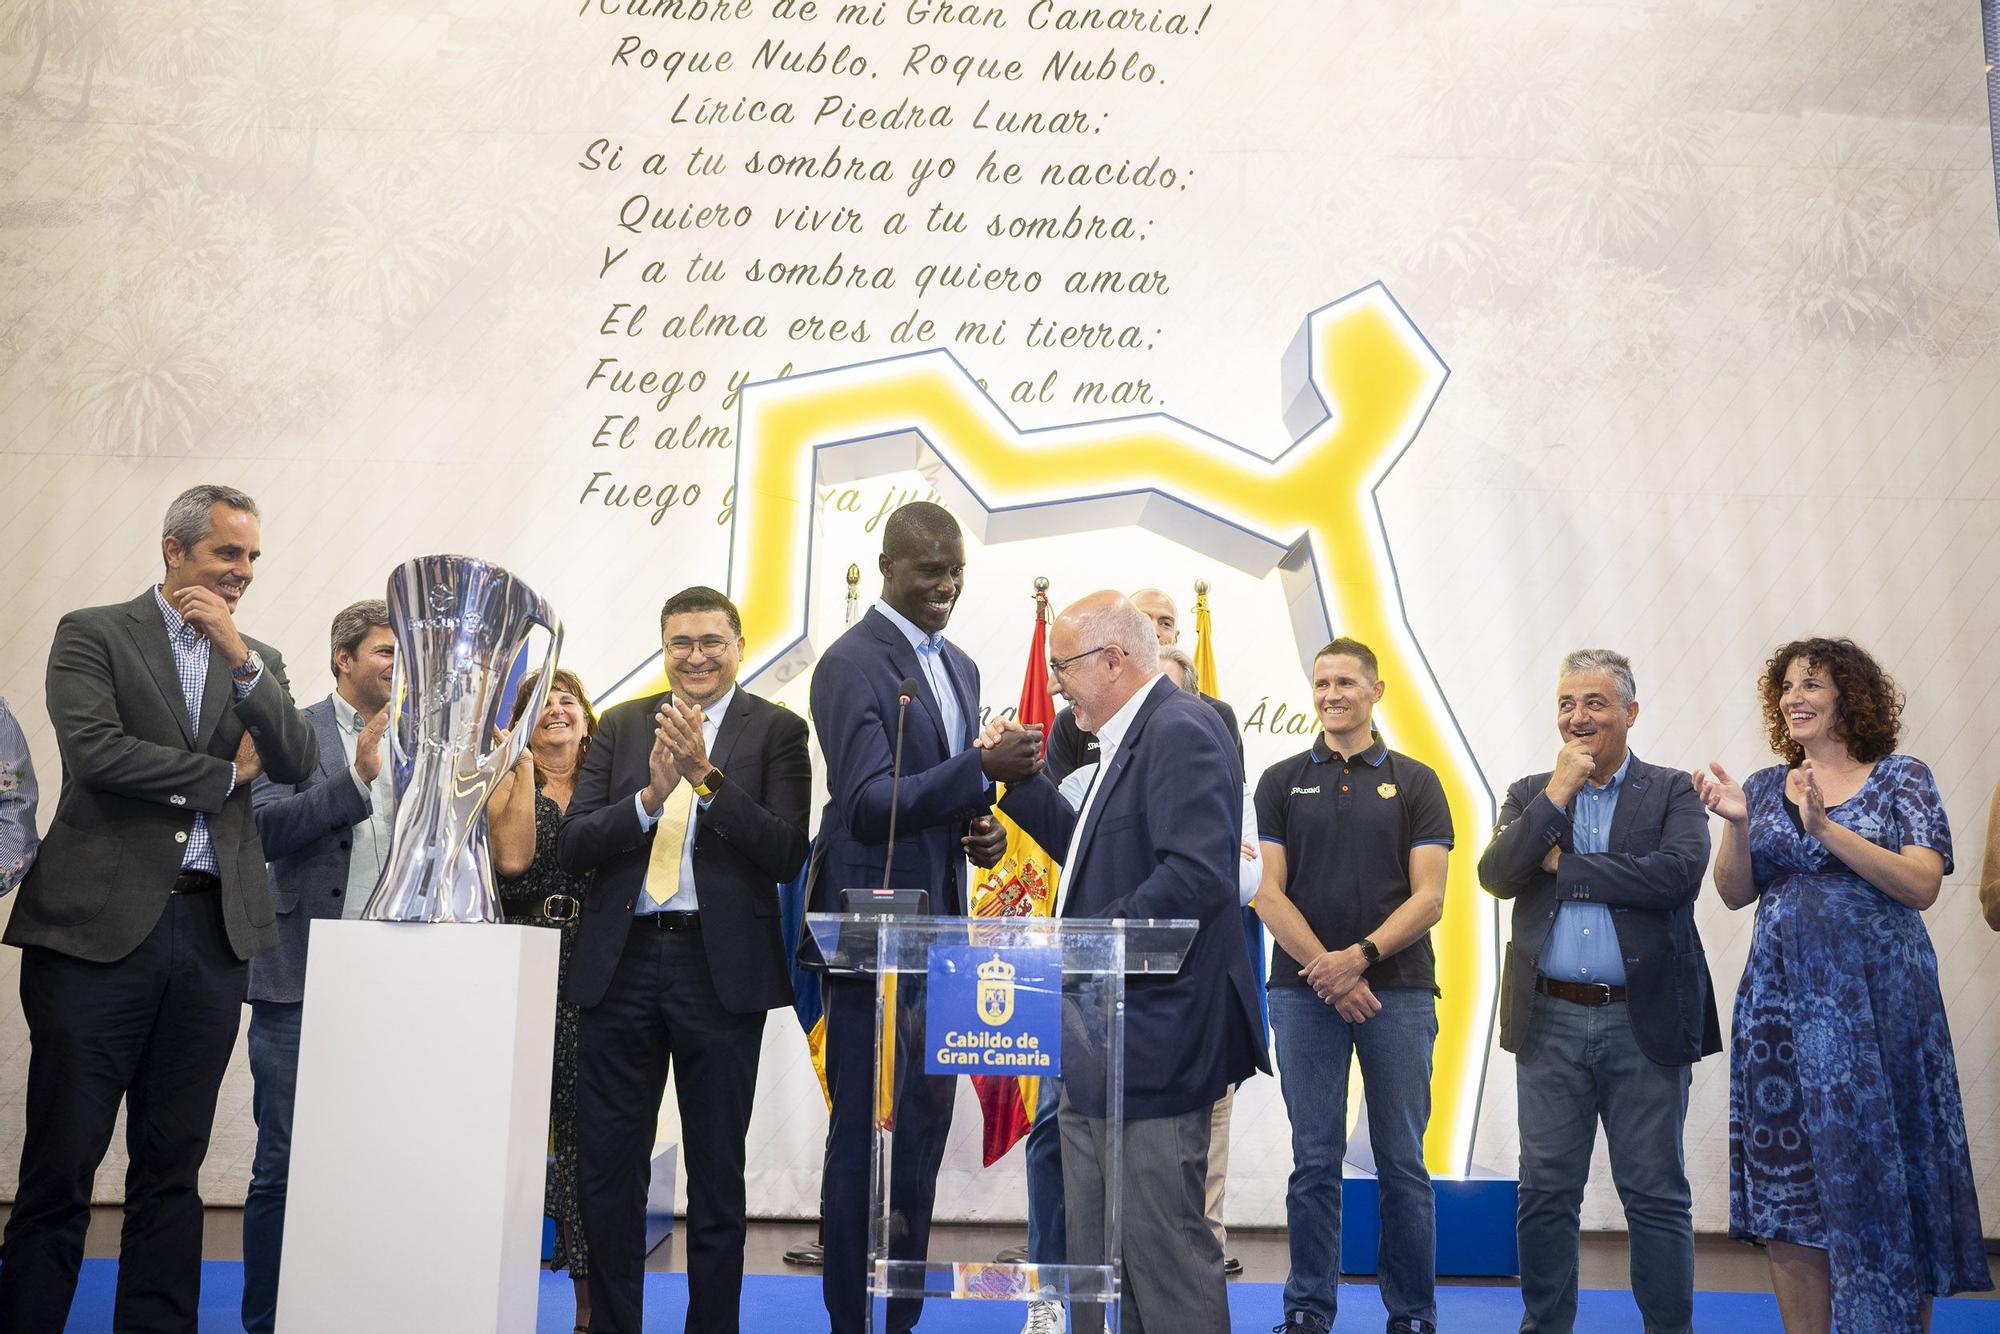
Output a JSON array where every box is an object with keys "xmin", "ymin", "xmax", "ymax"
[
  {"xmin": 693, "ymin": 767, "xmax": 726, "ymax": 798},
  {"xmin": 231, "ymin": 649, "xmax": 264, "ymax": 683},
  {"xmin": 1357, "ymin": 938, "xmax": 1381, "ymax": 966}
]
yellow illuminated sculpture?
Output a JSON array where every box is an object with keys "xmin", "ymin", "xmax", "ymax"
[{"xmin": 657, "ymin": 283, "xmax": 1494, "ymax": 1173}]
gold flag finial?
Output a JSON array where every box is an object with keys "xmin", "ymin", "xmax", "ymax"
[
  {"xmin": 1194, "ymin": 578, "xmax": 1210, "ymax": 596},
  {"xmin": 844, "ymin": 563, "xmax": 862, "ymax": 625}
]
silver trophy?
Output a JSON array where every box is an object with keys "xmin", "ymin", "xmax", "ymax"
[{"xmin": 363, "ymin": 555, "xmax": 562, "ymax": 923}]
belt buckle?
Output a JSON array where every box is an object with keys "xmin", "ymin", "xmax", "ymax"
[
  {"xmin": 542, "ymin": 894, "xmax": 579, "ymax": 923},
  {"xmin": 1590, "ymin": 981, "xmax": 1613, "ymax": 1005}
]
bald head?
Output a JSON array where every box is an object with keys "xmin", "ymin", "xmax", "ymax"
[
  {"xmin": 1049, "ymin": 591, "xmax": 1159, "ymax": 731},
  {"xmin": 1128, "ymin": 588, "xmax": 1179, "ymax": 645}
]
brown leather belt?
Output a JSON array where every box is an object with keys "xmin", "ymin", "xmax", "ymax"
[
  {"xmin": 1536, "ymin": 975, "xmax": 1626, "ymax": 1006},
  {"xmin": 171, "ymin": 872, "xmax": 220, "ymax": 894}
]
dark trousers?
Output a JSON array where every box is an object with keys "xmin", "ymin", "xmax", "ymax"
[
  {"xmin": 577, "ymin": 923, "xmax": 765, "ymax": 1334},
  {"xmin": 240, "ymin": 1000, "xmax": 303, "ymax": 1334},
  {"xmin": 1515, "ymin": 994, "xmax": 1694, "ymax": 1334},
  {"xmin": 821, "ymin": 974, "xmax": 955, "ymax": 1334},
  {"xmin": 0, "ymin": 893, "xmax": 247, "ymax": 1334}
]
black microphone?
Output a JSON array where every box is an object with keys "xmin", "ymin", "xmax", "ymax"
[{"xmin": 880, "ymin": 677, "xmax": 920, "ymax": 889}]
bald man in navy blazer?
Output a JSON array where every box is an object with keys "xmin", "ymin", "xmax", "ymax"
[
  {"xmin": 807, "ymin": 502, "xmax": 1038, "ymax": 1334},
  {"xmin": 995, "ymin": 591, "xmax": 1268, "ymax": 1334}
]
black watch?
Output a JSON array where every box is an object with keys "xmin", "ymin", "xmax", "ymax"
[
  {"xmin": 693, "ymin": 767, "xmax": 726, "ymax": 798},
  {"xmin": 1357, "ymin": 938, "xmax": 1381, "ymax": 966}
]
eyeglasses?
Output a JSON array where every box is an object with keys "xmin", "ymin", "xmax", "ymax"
[
  {"xmin": 1048, "ymin": 645, "xmax": 1109, "ymax": 678},
  {"xmin": 667, "ymin": 636, "xmax": 734, "ymax": 660}
]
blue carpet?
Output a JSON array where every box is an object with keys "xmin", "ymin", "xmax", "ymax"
[{"xmin": 56, "ymin": 1261, "xmax": 2000, "ymax": 1331}]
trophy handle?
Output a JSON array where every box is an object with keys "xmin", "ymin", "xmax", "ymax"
[{"xmin": 478, "ymin": 604, "xmax": 562, "ymax": 790}]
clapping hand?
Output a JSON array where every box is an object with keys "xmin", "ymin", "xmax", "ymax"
[
  {"xmin": 640, "ymin": 715, "xmax": 682, "ymax": 816},
  {"xmin": 355, "ymin": 708, "xmax": 390, "ymax": 783},
  {"xmin": 1692, "ymin": 762, "xmax": 1748, "ymax": 825},
  {"xmin": 658, "ymin": 699, "xmax": 711, "ymax": 780},
  {"xmin": 1797, "ymin": 759, "xmax": 1829, "ymax": 837}
]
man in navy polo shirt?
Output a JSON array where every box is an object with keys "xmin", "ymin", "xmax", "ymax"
[{"xmin": 1252, "ymin": 637, "xmax": 1451, "ymax": 1334}]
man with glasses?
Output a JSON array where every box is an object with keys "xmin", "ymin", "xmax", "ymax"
[
  {"xmin": 991, "ymin": 591, "xmax": 1266, "ymax": 1334},
  {"xmin": 558, "ymin": 586, "xmax": 812, "ymax": 1334}
]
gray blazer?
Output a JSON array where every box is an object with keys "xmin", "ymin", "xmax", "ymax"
[
  {"xmin": 249, "ymin": 698, "xmax": 371, "ymax": 1003},
  {"xmin": 5, "ymin": 590, "xmax": 318, "ymax": 963}
]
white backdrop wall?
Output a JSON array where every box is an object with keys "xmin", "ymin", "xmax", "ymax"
[{"xmin": 2, "ymin": 0, "xmax": 1998, "ymax": 1236}]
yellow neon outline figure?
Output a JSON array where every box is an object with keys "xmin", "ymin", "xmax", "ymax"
[{"xmin": 635, "ymin": 282, "xmax": 1496, "ymax": 1173}]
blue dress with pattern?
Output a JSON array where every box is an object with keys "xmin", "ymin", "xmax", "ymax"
[{"xmin": 1729, "ymin": 756, "xmax": 1990, "ymax": 1329}]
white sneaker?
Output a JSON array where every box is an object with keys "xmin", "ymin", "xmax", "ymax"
[{"xmin": 1021, "ymin": 1297, "xmax": 1066, "ymax": 1334}]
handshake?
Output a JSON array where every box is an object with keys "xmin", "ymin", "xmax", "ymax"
[{"xmin": 973, "ymin": 716, "xmax": 1045, "ymax": 784}]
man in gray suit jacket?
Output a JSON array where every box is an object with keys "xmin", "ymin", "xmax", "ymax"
[
  {"xmin": 0, "ymin": 485, "xmax": 317, "ymax": 1334},
  {"xmin": 1477, "ymin": 649, "xmax": 1718, "ymax": 1334},
  {"xmin": 239, "ymin": 598, "xmax": 396, "ymax": 1333}
]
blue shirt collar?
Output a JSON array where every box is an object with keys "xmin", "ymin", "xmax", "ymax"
[
  {"xmin": 1310, "ymin": 731, "xmax": 1388, "ymax": 767},
  {"xmin": 1582, "ymin": 750, "xmax": 1633, "ymax": 795},
  {"xmin": 874, "ymin": 598, "xmax": 945, "ymax": 654}
]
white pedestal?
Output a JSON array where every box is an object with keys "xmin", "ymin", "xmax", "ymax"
[{"xmin": 277, "ymin": 921, "xmax": 559, "ymax": 1334}]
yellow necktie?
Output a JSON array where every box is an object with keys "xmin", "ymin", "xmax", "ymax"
[{"xmin": 644, "ymin": 780, "xmax": 695, "ymax": 906}]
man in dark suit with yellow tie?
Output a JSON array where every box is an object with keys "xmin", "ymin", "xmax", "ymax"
[
  {"xmin": 559, "ymin": 586, "xmax": 811, "ymax": 1334},
  {"xmin": 0, "ymin": 484, "xmax": 316, "ymax": 1333}
]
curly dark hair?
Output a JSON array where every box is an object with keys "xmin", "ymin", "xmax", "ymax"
[
  {"xmin": 1757, "ymin": 637, "xmax": 1902, "ymax": 764},
  {"xmin": 509, "ymin": 667, "xmax": 598, "ymax": 778}
]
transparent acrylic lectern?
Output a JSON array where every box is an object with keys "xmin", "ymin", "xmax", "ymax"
[{"xmin": 806, "ymin": 914, "xmax": 1197, "ymax": 1333}]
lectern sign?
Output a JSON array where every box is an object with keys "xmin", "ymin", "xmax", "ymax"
[{"xmin": 924, "ymin": 946, "xmax": 1059, "ymax": 1077}]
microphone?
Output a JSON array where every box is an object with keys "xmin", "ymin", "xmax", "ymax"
[{"xmin": 881, "ymin": 676, "xmax": 920, "ymax": 890}]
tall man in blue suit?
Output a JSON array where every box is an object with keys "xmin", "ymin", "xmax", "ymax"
[
  {"xmin": 239, "ymin": 598, "xmax": 396, "ymax": 1333},
  {"xmin": 808, "ymin": 502, "xmax": 1040, "ymax": 1334},
  {"xmin": 1477, "ymin": 649, "xmax": 1719, "ymax": 1334},
  {"xmin": 990, "ymin": 591, "xmax": 1268, "ymax": 1334}
]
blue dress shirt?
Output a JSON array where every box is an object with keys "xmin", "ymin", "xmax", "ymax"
[
  {"xmin": 1537, "ymin": 751, "xmax": 1630, "ymax": 985},
  {"xmin": 873, "ymin": 599, "xmax": 966, "ymax": 756},
  {"xmin": 153, "ymin": 587, "xmax": 261, "ymax": 876}
]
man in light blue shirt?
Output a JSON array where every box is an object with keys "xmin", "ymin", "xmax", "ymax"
[{"xmin": 1478, "ymin": 649, "xmax": 1718, "ymax": 1334}]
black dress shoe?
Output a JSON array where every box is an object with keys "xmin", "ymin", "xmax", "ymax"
[
  {"xmin": 782, "ymin": 1239, "xmax": 824, "ymax": 1267},
  {"xmin": 1222, "ymin": 1255, "xmax": 1242, "ymax": 1276}
]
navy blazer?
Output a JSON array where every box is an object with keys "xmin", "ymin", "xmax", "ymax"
[
  {"xmin": 249, "ymin": 698, "xmax": 371, "ymax": 1003},
  {"xmin": 1476, "ymin": 752, "xmax": 1721, "ymax": 1067},
  {"xmin": 558, "ymin": 688, "xmax": 809, "ymax": 1014},
  {"xmin": 1001, "ymin": 676, "xmax": 1269, "ymax": 1120},
  {"xmin": 805, "ymin": 607, "xmax": 991, "ymax": 928}
]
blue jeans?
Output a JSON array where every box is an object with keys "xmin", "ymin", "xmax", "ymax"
[
  {"xmin": 1025, "ymin": 1074, "xmax": 1066, "ymax": 1265},
  {"xmin": 241, "ymin": 1001, "xmax": 302, "ymax": 1334},
  {"xmin": 1269, "ymin": 985, "xmax": 1437, "ymax": 1328},
  {"xmin": 1515, "ymin": 994, "xmax": 1692, "ymax": 1334}
]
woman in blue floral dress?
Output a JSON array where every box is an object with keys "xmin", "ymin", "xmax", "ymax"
[{"xmin": 1695, "ymin": 638, "xmax": 1988, "ymax": 1331}]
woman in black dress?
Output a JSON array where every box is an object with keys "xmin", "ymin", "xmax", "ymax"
[{"xmin": 491, "ymin": 667, "xmax": 598, "ymax": 1333}]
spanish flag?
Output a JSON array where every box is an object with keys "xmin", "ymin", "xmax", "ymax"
[{"xmin": 967, "ymin": 581, "xmax": 1060, "ymax": 1166}]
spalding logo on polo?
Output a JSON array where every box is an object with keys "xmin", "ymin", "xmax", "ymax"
[{"xmin": 1290, "ymin": 785, "xmax": 1322, "ymax": 795}]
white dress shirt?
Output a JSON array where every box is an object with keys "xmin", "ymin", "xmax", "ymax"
[{"xmin": 631, "ymin": 687, "xmax": 735, "ymax": 913}]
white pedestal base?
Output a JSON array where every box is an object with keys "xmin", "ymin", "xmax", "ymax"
[{"xmin": 277, "ymin": 921, "xmax": 559, "ymax": 1334}]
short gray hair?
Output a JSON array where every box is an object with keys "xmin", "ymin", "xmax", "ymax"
[
  {"xmin": 162, "ymin": 484, "xmax": 259, "ymax": 563},
  {"xmin": 329, "ymin": 599, "xmax": 390, "ymax": 677},
  {"xmin": 1559, "ymin": 648, "xmax": 1636, "ymax": 704},
  {"xmin": 1159, "ymin": 646, "xmax": 1199, "ymax": 692},
  {"xmin": 1076, "ymin": 597, "xmax": 1159, "ymax": 675}
]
